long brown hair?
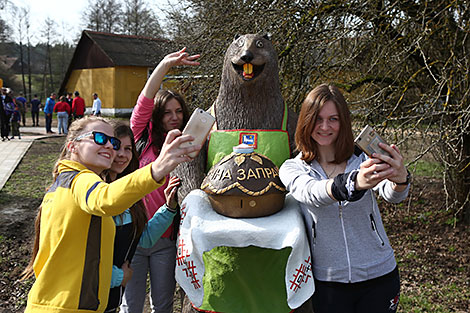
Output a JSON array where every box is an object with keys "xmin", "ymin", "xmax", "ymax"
[
  {"xmin": 108, "ymin": 121, "xmax": 148, "ymax": 237},
  {"xmin": 21, "ymin": 116, "xmax": 112, "ymax": 280},
  {"xmin": 295, "ymin": 84, "xmax": 354, "ymax": 164},
  {"xmin": 150, "ymin": 90, "xmax": 190, "ymax": 150}
]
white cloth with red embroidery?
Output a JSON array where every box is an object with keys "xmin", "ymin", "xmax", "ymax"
[{"xmin": 175, "ymin": 189, "xmax": 314, "ymax": 309}]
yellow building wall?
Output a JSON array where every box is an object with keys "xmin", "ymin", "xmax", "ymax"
[
  {"xmin": 66, "ymin": 67, "xmax": 115, "ymax": 110},
  {"xmin": 66, "ymin": 69, "xmax": 92, "ymax": 106},
  {"xmin": 92, "ymin": 68, "xmax": 115, "ymax": 109},
  {"xmin": 114, "ymin": 66, "xmax": 149, "ymax": 109},
  {"xmin": 65, "ymin": 66, "xmax": 183, "ymax": 115}
]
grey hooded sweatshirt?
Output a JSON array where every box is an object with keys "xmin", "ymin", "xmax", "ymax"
[{"xmin": 279, "ymin": 152, "xmax": 409, "ymax": 283}]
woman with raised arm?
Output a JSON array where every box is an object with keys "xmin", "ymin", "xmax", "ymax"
[
  {"xmin": 105, "ymin": 122, "xmax": 183, "ymax": 313},
  {"xmin": 121, "ymin": 48, "xmax": 200, "ymax": 313}
]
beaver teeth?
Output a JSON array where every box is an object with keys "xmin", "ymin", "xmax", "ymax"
[{"xmin": 243, "ymin": 63, "xmax": 253, "ymax": 78}]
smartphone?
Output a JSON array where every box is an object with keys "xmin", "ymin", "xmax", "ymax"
[
  {"xmin": 354, "ymin": 125, "xmax": 391, "ymax": 157},
  {"xmin": 179, "ymin": 108, "xmax": 216, "ymax": 158}
]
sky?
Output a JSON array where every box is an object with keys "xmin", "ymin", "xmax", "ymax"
[{"xmin": 4, "ymin": 0, "xmax": 173, "ymax": 44}]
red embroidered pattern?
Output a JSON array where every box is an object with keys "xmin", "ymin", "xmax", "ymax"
[
  {"xmin": 183, "ymin": 260, "xmax": 201, "ymax": 289},
  {"xmin": 289, "ymin": 256, "xmax": 312, "ymax": 292},
  {"xmin": 177, "ymin": 238, "xmax": 190, "ymax": 266}
]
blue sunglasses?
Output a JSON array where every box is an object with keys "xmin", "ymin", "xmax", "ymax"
[{"xmin": 74, "ymin": 131, "xmax": 121, "ymax": 151}]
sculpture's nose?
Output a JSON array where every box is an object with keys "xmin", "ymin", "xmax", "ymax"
[{"xmin": 240, "ymin": 50, "xmax": 254, "ymax": 63}]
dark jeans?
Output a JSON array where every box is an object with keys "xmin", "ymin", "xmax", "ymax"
[
  {"xmin": 312, "ymin": 267, "xmax": 400, "ymax": 313},
  {"xmin": 45, "ymin": 113, "xmax": 52, "ymax": 132},
  {"xmin": 20, "ymin": 110, "xmax": 26, "ymax": 126},
  {"xmin": 11, "ymin": 121, "xmax": 20, "ymax": 137},
  {"xmin": 2, "ymin": 115, "xmax": 11, "ymax": 137},
  {"xmin": 1, "ymin": 120, "xmax": 9, "ymax": 138},
  {"xmin": 31, "ymin": 111, "xmax": 39, "ymax": 126}
]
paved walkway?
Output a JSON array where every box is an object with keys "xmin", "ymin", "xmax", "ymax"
[{"xmin": 0, "ymin": 125, "xmax": 60, "ymax": 190}]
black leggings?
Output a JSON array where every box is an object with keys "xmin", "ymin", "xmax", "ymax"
[{"xmin": 312, "ymin": 267, "xmax": 400, "ymax": 313}]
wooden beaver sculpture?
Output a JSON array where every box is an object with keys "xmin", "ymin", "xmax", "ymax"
[
  {"xmin": 174, "ymin": 33, "xmax": 297, "ymax": 201},
  {"xmin": 175, "ymin": 34, "xmax": 313, "ymax": 313}
]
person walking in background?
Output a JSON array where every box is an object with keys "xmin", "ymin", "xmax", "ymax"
[
  {"xmin": 65, "ymin": 92, "xmax": 74, "ymax": 127},
  {"xmin": 9, "ymin": 104, "xmax": 21, "ymax": 139},
  {"xmin": 53, "ymin": 95, "xmax": 71, "ymax": 134},
  {"xmin": 105, "ymin": 121, "xmax": 182, "ymax": 313},
  {"xmin": 120, "ymin": 48, "xmax": 199, "ymax": 313},
  {"xmin": 30, "ymin": 95, "xmax": 41, "ymax": 127},
  {"xmin": 16, "ymin": 92, "xmax": 27, "ymax": 127},
  {"xmin": 0, "ymin": 88, "xmax": 9, "ymax": 141},
  {"xmin": 92, "ymin": 93, "xmax": 102, "ymax": 116},
  {"xmin": 3, "ymin": 89, "xmax": 15, "ymax": 139},
  {"xmin": 279, "ymin": 84, "xmax": 410, "ymax": 313},
  {"xmin": 21, "ymin": 116, "xmax": 200, "ymax": 313},
  {"xmin": 44, "ymin": 93, "xmax": 56, "ymax": 134},
  {"xmin": 72, "ymin": 91, "xmax": 85, "ymax": 119}
]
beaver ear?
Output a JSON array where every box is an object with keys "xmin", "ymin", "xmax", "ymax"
[
  {"xmin": 234, "ymin": 34, "xmax": 241, "ymax": 41},
  {"xmin": 263, "ymin": 33, "xmax": 271, "ymax": 41}
]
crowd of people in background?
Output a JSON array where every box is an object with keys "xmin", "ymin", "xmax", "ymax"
[{"xmin": 0, "ymin": 88, "xmax": 95, "ymax": 139}]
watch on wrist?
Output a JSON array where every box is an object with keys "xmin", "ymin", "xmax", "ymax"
[{"xmin": 395, "ymin": 169, "xmax": 411, "ymax": 186}]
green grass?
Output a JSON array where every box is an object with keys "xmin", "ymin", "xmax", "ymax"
[
  {"xmin": 400, "ymin": 283, "xmax": 470, "ymax": 313},
  {"xmin": 407, "ymin": 159, "xmax": 443, "ymax": 178},
  {"xmin": 0, "ymin": 138, "xmax": 64, "ymax": 205}
]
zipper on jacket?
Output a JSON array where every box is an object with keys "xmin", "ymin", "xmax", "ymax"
[
  {"xmin": 339, "ymin": 204, "xmax": 352, "ymax": 282},
  {"xmin": 312, "ymin": 221, "xmax": 316, "ymax": 244},
  {"xmin": 370, "ymin": 214, "xmax": 385, "ymax": 246}
]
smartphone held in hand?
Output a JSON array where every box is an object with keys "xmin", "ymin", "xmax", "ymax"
[
  {"xmin": 180, "ymin": 108, "xmax": 216, "ymax": 158},
  {"xmin": 354, "ymin": 125, "xmax": 391, "ymax": 157}
]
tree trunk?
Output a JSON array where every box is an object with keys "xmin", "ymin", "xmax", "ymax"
[
  {"xmin": 19, "ymin": 40, "xmax": 26, "ymax": 94},
  {"xmin": 459, "ymin": 132, "xmax": 470, "ymax": 225},
  {"xmin": 47, "ymin": 44, "xmax": 53, "ymax": 92},
  {"xmin": 41, "ymin": 46, "xmax": 48, "ymax": 101},
  {"xmin": 27, "ymin": 40, "xmax": 32, "ymax": 100}
]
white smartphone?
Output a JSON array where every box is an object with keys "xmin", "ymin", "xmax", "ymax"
[
  {"xmin": 354, "ymin": 125, "xmax": 391, "ymax": 157},
  {"xmin": 179, "ymin": 108, "xmax": 216, "ymax": 158}
]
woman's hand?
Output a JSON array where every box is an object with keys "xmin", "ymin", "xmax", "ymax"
[
  {"xmin": 162, "ymin": 47, "xmax": 201, "ymax": 68},
  {"xmin": 355, "ymin": 158, "xmax": 391, "ymax": 190},
  {"xmin": 355, "ymin": 143, "xmax": 408, "ymax": 191},
  {"xmin": 142, "ymin": 48, "xmax": 200, "ymax": 99},
  {"xmin": 151, "ymin": 129, "xmax": 201, "ymax": 182},
  {"xmin": 164, "ymin": 176, "xmax": 181, "ymax": 209},
  {"xmin": 373, "ymin": 143, "xmax": 409, "ymax": 185},
  {"xmin": 121, "ymin": 261, "xmax": 133, "ymax": 287}
]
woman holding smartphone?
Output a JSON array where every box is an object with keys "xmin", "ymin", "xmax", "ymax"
[
  {"xmin": 22, "ymin": 116, "xmax": 198, "ymax": 313},
  {"xmin": 279, "ymin": 84, "xmax": 410, "ymax": 313},
  {"xmin": 121, "ymin": 48, "xmax": 200, "ymax": 313}
]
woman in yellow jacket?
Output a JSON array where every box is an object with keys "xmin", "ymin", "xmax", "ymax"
[{"xmin": 22, "ymin": 116, "xmax": 199, "ymax": 313}]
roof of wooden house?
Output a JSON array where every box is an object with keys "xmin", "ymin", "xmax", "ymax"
[{"xmin": 59, "ymin": 30, "xmax": 172, "ymax": 94}]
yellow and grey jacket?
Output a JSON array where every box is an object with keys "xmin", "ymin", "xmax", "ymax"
[{"xmin": 25, "ymin": 160, "xmax": 163, "ymax": 313}]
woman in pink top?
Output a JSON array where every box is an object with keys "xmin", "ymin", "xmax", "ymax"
[{"xmin": 121, "ymin": 48, "xmax": 200, "ymax": 313}]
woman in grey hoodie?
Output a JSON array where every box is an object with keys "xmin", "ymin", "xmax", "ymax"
[{"xmin": 279, "ymin": 84, "xmax": 410, "ymax": 313}]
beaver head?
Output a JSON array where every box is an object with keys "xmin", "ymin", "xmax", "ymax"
[
  {"xmin": 215, "ymin": 33, "xmax": 284, "ymax": 130},
  {"xmin": 225, "ymin": 33, "xmax": 278, "ymax": 85}
]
